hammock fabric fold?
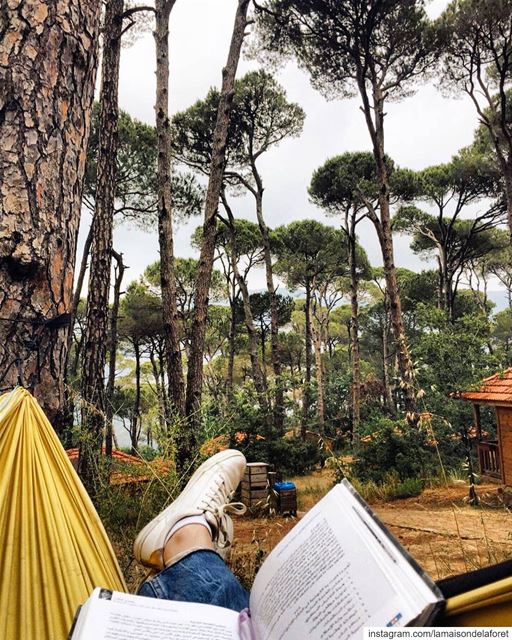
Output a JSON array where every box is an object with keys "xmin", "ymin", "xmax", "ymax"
[{"xmin": 0, "ymin": 388, "xmax": 126, "ymax": 640}]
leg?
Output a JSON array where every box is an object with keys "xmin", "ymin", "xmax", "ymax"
[
  {"xmin": 134, "ymin": 450, "xmax": 249, "ymax": 612},
  {"xmin": 138, "ymin": 548, "xmax": 249, "ymax": 612}
]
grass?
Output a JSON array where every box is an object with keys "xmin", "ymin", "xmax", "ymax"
[{"xmin": 291, "ymin": 467, "xmax": 334, "ymax": 511}]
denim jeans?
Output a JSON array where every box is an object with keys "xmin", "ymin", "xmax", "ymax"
[{"xmin": 137, "ymin": 550, "xmax": 250, "ymax": 613}]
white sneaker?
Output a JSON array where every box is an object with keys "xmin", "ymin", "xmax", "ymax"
[{"xmin": 133, "ymin": 449, "xmax": 247, "ymax": 570}]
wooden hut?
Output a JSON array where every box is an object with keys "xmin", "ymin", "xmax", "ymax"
[{"xmin": 459, "ymin": 369, "xmax": 512, "ymax": 486}]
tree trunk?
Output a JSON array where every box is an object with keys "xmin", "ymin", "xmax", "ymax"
[
  {"xmin": 301, "ymin": 277, "xmax": 313, "ymax": 439},
  {"xmin": 381, "ymin": 300, "xmax": 395, "ymax": 415},
  {"xmin": 446, "ymin": 272, "xmax": 455, "ymax": 323},
  {"xmin": 359, "ymin": 83, "xmax": 416, "ymax": 412},
  {"xmin": 105, "ymin": 249, "xmax": 126, "ymax": 458},
  {"xmin": 254, "ymin": 188, "xmax": 284, "ymax": 434},
  {"xmin": 68, "ymin": 223, "xmax": 93, "ymax": 355},
  {"xmin": 227, "ymin": 270, "xmax": 237, "ymax": 402},
  {"xmin": 233, "ymin": 251, "xmax": 269, "ymax": 415},
  {"xmin": 184, "ymin": 0, "xmax": 250, "ymax": 454},
  {"xmin": 378, "ymin": 196, "xmax": 416, "ymax": 412},
  {"xmin": 0, "ymin": 0, "xmax": 101, "ymax": 423},
  {"xmin": 131, "ymin": 340, "xmax": 142, "ymax": 455},
  {"xmin": 150, "ymin": 348, "xmax": 167, "ymax": 440},
  {"xmin": 223, "ymin": 196, "xmax": 269, "ymax": 416},
  {"xmin": 439, "ymin": 246, "xmax": 449, "ymax": 315},
  {"xmin": 58, "ymin": 222, "xmax": 94, "ymax": 443},
  {"xmin": 311, "ymin": 304, "xmax": 325, "ymax": 433},
  {"xmin": 79, "ymin": 0, "xmax": 124, "ymax": 493},
  {"xmin": 348, "ymin": 220, "xmax": 361, "ymax": 446},
  {"xmin": 260, "ymin": 324, "xmax": 268, "ymax": 387},
  {"xmin": 154, "ymin": 0, "xmax": 185, "ymax": 421}
]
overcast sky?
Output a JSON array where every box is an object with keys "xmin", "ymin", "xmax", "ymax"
[{"xmin": 90, "ymin": 0, "xmax": 501, "ymax": 294}]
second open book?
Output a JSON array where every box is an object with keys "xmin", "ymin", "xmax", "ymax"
[{"xmin": 70, "ymin": 479, "xmax": 444, "ymax": 640}]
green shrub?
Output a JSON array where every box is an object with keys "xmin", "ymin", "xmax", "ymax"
[
  {"xmin": 348, "ymin": 473, "xmax": 423, "ymax": 502},
  {"xmin": 242, "ymin": 437, "xmax": 320, "ymax": 477},
  {"xmin": 353, "ymin": 418, "xmax": 428, "ymax": 484},
  {"xmin": 394, "ymin": 477, "xmax": 424, "ymax": 499}
]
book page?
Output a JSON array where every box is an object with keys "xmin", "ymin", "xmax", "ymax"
[
  {"xmin": 249, "ymin": 487, "xmax": 415, "ymax": 640},
  {"xmin": 75, "ymin": 590, "xmax": 240, "ymax": 640}
]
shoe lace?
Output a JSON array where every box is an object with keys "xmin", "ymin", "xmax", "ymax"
[{"xmin": 201, "ymin": 474, "xmax": 246, "ymax": 549}]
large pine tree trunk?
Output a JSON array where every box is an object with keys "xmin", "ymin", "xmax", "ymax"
[
  {"xmin": 0, "ymin": 0, "xmax": 101, "ymax": 424},
  {"xmin": 184, "ymin": 0, "xmax": 250, "ymax": 456},
  {"xmin": 154, "ymin": 0, "xmax": 185, "ymax": 419},
  {"xmin": 79, "ymin": 0, "xmax": 124, "ymax": 492}
]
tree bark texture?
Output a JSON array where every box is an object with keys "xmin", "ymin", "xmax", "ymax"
[
  {"xmin": 184, "ymin": 0, "xmax": 250, "ymax": 451},
  {"xmin": 154, "ymin": 0, "xmax": 185, "ymax": 420},
  {"xmin": 0, "ymin": 0, "xmax": 101, "ymax": 424},
  {"xmin": 79, "ymin": 0, "xmax": 124, "ymax": 492}
]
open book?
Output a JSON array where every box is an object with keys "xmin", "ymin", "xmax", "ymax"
[{"xmin": 69, "ymin": 479, "xmax": 444, "ymax": 640}]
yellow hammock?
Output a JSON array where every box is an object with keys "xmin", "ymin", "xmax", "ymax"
[{"xmin": 0, "ymin": 388, "xmax": 126, "ymax": 640}]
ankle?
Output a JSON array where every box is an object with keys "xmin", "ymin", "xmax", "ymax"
[{"xmin": 163, "ymin": 524, "xmax": 214, "ymax": 566}]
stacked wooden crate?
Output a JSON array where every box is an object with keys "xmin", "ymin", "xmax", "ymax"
[{"xmin": 241, "ymin": 462, "xmax": 269, "ymax": 510}]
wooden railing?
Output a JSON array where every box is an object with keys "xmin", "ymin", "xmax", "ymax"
[{"xmin": 477, "ymin": 441, "xmax": 501, "ymax": 480}]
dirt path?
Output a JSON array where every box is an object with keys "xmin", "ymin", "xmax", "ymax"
[{"xmin": 230, "ymin": 480, "xmax": 512, "ymax": 587}]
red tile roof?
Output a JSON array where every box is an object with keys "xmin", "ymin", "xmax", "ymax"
[
  {"xmin": 66, "ymin": 448, "xmax": 151, "ymax": 485},
  {"xmin": 66, "ymin": 448, "xmax": 144, "ymax": 465},
  {"xmin": 458, "ymin": 369, "xmax": 512, "ymax": 404}
]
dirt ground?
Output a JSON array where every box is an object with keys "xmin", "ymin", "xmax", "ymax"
[{"xmin": 229, "ymin": 475, "xmax": 512, "ymax": 588}]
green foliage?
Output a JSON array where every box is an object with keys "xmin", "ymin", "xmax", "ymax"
[
  {"xmin": 254, "ymin": 0, "xmax": 439, "ymax": 101},
  {"xmin": 243, "ymin": 438, "xmax": 321, "ymax": 477},
  {"xmin": 172, "ymin": 70, "xmax": 305, "ymax": 184},
  {"xmin": 352, "ymin": 418, "xmax": 428, "ymax": 483},
  {"xmin": 346, "ymin": 474, "xmax": 424, "ymax": 503},
  {"xmin": 85, "ymin": 104, "xmax": 203, "ymax": 225},
  {"xmin": 273, "ymin": 220, "xmax": 348, "ymax": 290}
]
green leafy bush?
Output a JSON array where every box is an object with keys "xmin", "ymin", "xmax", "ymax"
[
  {"xmin": 243, "ymin": 437, "xmax": 320, "ymax": 477},
  {"xmin": 353, "ymin": 418, "xmax": 434, "ymax": 484},
  {"xmin": 394, "ymin": 477, "xmax": 424, "ymax": 498}
]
